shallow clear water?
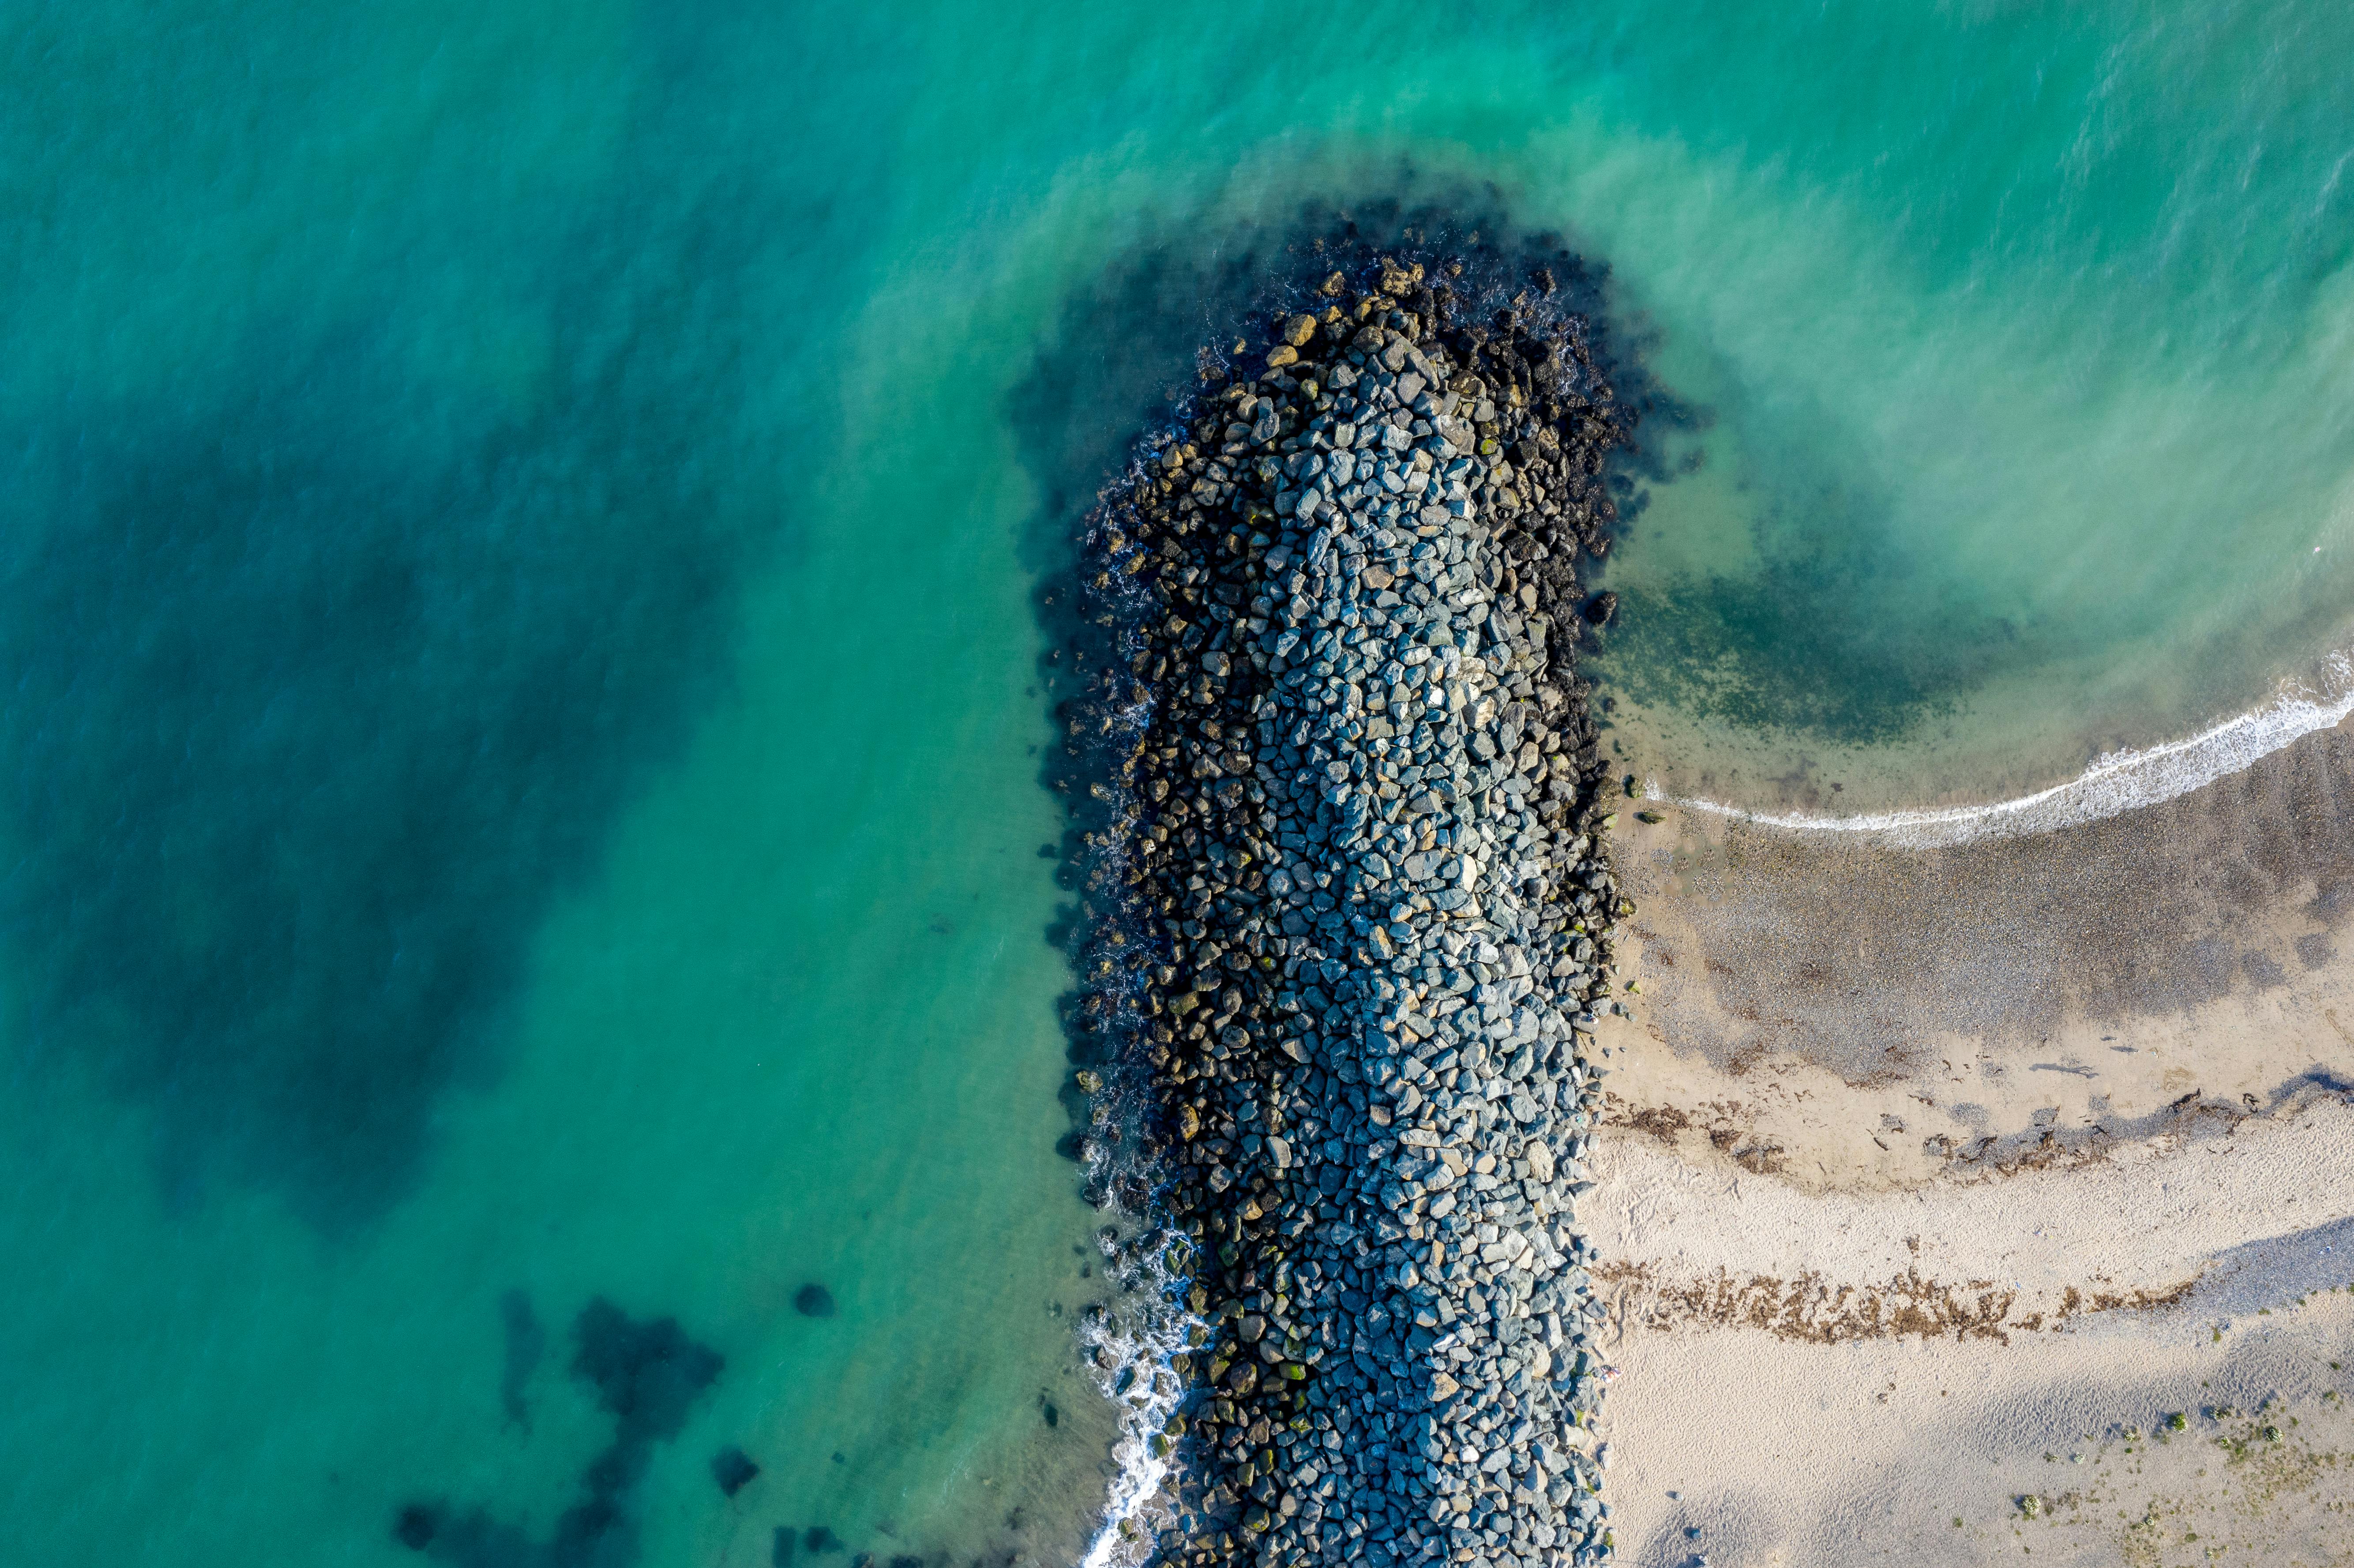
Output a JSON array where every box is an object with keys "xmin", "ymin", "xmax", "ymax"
[
  {"xmin": 4, "ymin": 0, "xmax": 2351, "ymax": 1562},
  {"xmin": 1577, "ymin": 1, "xmax": 2354, "ymax": 811}
]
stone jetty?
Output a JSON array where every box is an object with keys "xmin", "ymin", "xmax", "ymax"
[{"xmin": 1049, "ymin": 245, "xmax": 1637, "ymax": 1568}]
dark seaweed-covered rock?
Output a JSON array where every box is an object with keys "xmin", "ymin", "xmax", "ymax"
[
  {"xmin": 395, "ymin": 1505, "xmax": 442, "ymax": 1551},
  {"xmin": 710, "ymin": 1445, "xmax": 760, "ymax": 1497},
  {"xmin": 792, "ymin": 1283, "xmax": 837, "ymax": 1318},
  {"xmin": 393, "ymin": 1298, "xmax": 724, "ymax": 1567}
]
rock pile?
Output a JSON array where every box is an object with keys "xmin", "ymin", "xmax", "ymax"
[{"xmin": 1051, "ymin": 246, "xmax": 1637, "ymax": 1568}]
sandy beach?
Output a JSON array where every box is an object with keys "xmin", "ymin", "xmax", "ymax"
[{"xmin": 1584, "ymin": 721, "xmax": 2354, "ymax": 1565}]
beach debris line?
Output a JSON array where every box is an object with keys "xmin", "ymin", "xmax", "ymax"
[{"xmin": 1052, "ymin": 241, "xmax": 1641, "ymax": 1567}]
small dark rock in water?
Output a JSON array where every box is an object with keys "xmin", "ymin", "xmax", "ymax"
[
  {"xmin": 394, "ymin": 1504, "xmax": 441, "ymax": 1551},
  {"xmin": 850, "ymin": 1555, "xmax": 873, "ymax": 1568},
  {"xmin": 1040, "ymin": 1400, "xmax": 1059, "ymax": 1428},
  {"xmin": 1587, "ymin": 589, "xmax": 1620, "ymax": 626},
  {"xmin": 1037, "ymin": 841, "xmax": 1058, "ymax": 857},
  {"xmin": 804, "ymin": 1525, "xmax": 842, "ymax": 1553},
  {"xmin": 710, "ymin": 1445, "xmax": 760, "ymax": 1497},
  {"xmin": 889, "ymin": 1558, "xmax": 924, "ymax": 1568},
  {"xmin": 772, "ymin": 1526, "xmax": 797, "ymax": 1566},
  {"xmin": 792, "ymin": 1283, "xmax": 836, "ymax": 1317}
]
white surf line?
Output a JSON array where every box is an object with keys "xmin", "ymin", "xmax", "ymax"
[
  {"xmin": 1077, "ymin": 1242, "xmax": 1198, "ymax": 1568},
  {"xmin": 1646, "ymin": 652, "xmax": 2354, "ymax": 848}
]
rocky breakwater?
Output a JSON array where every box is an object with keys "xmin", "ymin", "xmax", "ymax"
[{"xmin": 1051, "ymin": 250, "xmax": 1637, "ymax": 1568}]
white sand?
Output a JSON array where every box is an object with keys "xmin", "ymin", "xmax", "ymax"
[
  {"xmin": 1573, "ymin": 727, "xmax": 2354, "ymax": 1565},
  {"xmin": 1588, "ymin": 1098, "xmax": 2354, "ymax": 1566}
]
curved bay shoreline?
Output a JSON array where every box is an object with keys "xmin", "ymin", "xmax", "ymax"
[{"xmin": 1044, "ymin": 238, "xmax": 1648, "ymax": 1568}]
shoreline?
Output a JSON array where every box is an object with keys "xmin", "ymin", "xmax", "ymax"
[
  {"xmin": 1602, "ymin": 716, "xmax": 2354, "ymax": 1197},
  {"xmin": 1580, "ymin": 709, "xmax": 2354, "ymax": 1565},
  {"xmin": 1637, "ymin": 650, "xmax": 2354, "ymax": 849},
  {"xmin": 1042, "ymin": 234, "xmax": 1648, "ymax": 1567}
]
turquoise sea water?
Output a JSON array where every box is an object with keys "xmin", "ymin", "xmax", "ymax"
[{"xmin": 4, "ymin": 1, "xmax": 2352, "ymax": 1562}]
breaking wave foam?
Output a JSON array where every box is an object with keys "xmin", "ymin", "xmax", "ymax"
[
  {"xmin": 1077, "ymin": 1231, "xmax": 1199, "ymax": 1568},
  {"xmin": 1651, "ymin": 652, "xmax": 2354, "ymax": 848}
]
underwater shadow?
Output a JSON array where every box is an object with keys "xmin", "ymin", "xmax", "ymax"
[
  {"xmin": 0, "ymin": 0, "xmax": 928, "ymax": 1237},
  {"xmin": 396, "ymin": 1296, "xmax": 724, "ymax": 1568},
  {"xmin": 0, "ymin": 308, "xmax": 753, "ymax": 1233}
]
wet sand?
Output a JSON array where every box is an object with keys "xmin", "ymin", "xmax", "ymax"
[{"xmin": 1583, "ymin": 719, "xmax": 2354, "ymax": 1564}]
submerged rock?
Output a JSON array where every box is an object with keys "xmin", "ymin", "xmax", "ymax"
[{"xmin": 711, "ymin": 1445, "xmax": 761, "ymax": 1497}]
